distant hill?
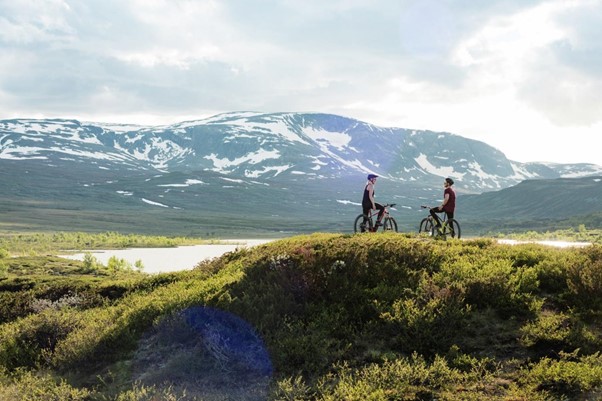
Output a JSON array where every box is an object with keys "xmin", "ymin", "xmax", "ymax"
[
  {"xmin": 457, "ymin": 176, "xmax": 602, "ymax": 233},
  {"xmin": 1, "ymin": 113, "xmax": 601, "ymax": 235}
]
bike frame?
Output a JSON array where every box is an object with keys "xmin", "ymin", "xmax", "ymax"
[
  {"xmin": 356, "ymin": 203, "xmax": 397, "ymax": 233},
  {"xmin": 364, "ymin": 205, "xmax": 391, "ymax": 223},
  {"xmin": 422, "ymin": 206, "xmax": 448, "ymax": 224},
  {"xmin": 420, "ymin": 205, "xmax": 460, "ymax": 239}
]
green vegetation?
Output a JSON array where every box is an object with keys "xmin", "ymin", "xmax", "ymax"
[
  {"xmin": 0, "ymin": 233, "xmax": 601, "ymax": 400},
  {"xmin": 0, "ymin": 231, "xmax": 231, "ymax": 256},
  {"xmin": 463, "ymin": 212, "xmax": 602, "ymax": 238},
  {"xmin": 496, "ymin": 225, "xmax": 602, "ymax": 244}
]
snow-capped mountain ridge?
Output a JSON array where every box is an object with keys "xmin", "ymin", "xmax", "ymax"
[{"xmin": 1, "ymin": 112, "xmax": 601, "ymax": 193}]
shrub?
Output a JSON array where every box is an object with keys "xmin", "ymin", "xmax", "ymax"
[
  {"xmin": 380, "ymin": 273, "xmax": 470, "ymax": 355},
  {"xmin": 0, "ymin": 369, "xmax": 91, "ymax": 401},
  {"xmin": 82, "ymin": 252, "xmax": 102, "ymax": 273},
  {"xmin": 519, "ymin": 312, "xmax": 599, "ymax": 354},
  {"xmin": 314, "ymin": 354, "xmax": 469, "ymax": 401},
  {"xmin": 0, "ymin": 309, "xmax": 83, "ymax": 370},
  {"xmin": 107, "ymin": 256, "xmax": 133, "ymax": 274},
  {"xmin": 0, "ymin": 261, "xmax": 7, "ymax": 278},
  {"xmin": 566, "ymin": 246, "xmax": 602, "ymax": 312},
  {"xmin": 114, "ymin": 383, "xmax": 186, "ymax": 401},
  {"xmin": 439, "ymin": 254, "xmax": 539, "ymax": 317},
  {"xmin": 525, "ymin": 351, "xmax": 602, "ymax": 396}
]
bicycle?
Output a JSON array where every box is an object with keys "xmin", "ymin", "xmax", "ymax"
[
  {"xmin": 354, "ymin": 204, "xmax": 398, "ymax": 233},
  {"xmin": 418, "ymin": 205, "xmax": 461, "ymax": 239}
]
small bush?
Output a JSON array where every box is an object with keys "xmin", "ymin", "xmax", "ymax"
[
  {"xmin": 525, "ymin": 351, "xmax": 602, "ymax": 396},
  {"xmin": 0, "ymin": 309, "xmax": 83, "ymax": 370},
  {"xmin": 113, "ymin": 382, "xmax": 186, "ymax": 401},
  {"xmin": 520, "ymin": 312, "xmax": 599, "ymax": 355},
  {"xmin": 0, "ymin": 369, "xmax": 91, "ymax": 401},
  {"xmin": 566, "ymin": 246, "xmax": 602, "ymax": 312},
  {"xmin": 380, "ymin": 274, "xmax": 470, "ymax": 355}
]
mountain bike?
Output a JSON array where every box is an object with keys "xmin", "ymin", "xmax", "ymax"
[
  {"xmin": 418, "ymin": 205, "xmax": 461, "ymax": 239},
  {"xmin": 354, "ymin": 204, "xmax": 398, "ymax": 233}
]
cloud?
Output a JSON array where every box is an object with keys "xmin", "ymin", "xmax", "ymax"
[
  {"xmin": 516, "ymin": 1, "xmax": 602, "ymax": 126},
  {"xmin": 0, "ymin": 0, "xmax": 601, "ymax": 165}
]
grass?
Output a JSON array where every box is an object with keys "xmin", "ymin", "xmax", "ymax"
[{"xmin": 0, "ymin": 232, "xmax": 601, "ymax": 400}]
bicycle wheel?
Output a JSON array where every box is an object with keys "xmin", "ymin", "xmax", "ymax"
[
  {"xmin": 419, "ymin": 218, "xmax": 433, "ymax": 235},
  {"xmin": 354, "ymin": 214, "xmax": 372, "ymax": 233},
  {"xmin": 445, "ymin": 219, "xmax": 461, "ymax": 239},
  {"xmin": 383, "ymin": 217, "xmax": 398, "ymax": 232}
]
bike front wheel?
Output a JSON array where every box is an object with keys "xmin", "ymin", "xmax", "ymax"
[
  {"xmin": 383, "ymin": 217, "xmax": 398, "ymax": 232},
  {"xmin": 419, "ymin": 217, "xmax": 433, "ymax": 235},
  {"xmin": 354, "ymin": 214, "xmax": 372, "ymax": 233},
  {"xmin": 433, "ymin": 219, "xmax": 461, "ymax": 239},
  {"xmin": 446, "ymin": 219, "xmax": 461, "ymax": 239}
]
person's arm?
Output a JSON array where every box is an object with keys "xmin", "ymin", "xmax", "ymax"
[
  {"xmin": 440, "ymin": 192, "xmax": 449, "ymax": 209},
  {"xmin": 368, "ymin": 184, "xmax": 376, "ymax": 209}
]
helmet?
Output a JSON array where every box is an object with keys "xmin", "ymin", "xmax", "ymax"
[
  {"xmin": 367, "ymin": 173, "xmax": 378, "ymax": 180},
  {"xmin": 445, "ymin": 177, "xmax": 454, "ymax": 186}
]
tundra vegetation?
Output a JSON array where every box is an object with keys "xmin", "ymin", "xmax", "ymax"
[{"xmin": 0, "ymin": 232, "xmax": 600, "ymax": 400}]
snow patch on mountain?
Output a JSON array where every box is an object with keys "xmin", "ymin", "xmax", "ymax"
[
  {"xmin": 415, "ymin": 154, "xmax": 464, "ymax": 180},
  {"xmin": 303, "ymin": 127, "xmax": 353, "ymax": 152},
  {"xmin": 220, "ymin": 177, "xmax": 245, "ymax": 183},
  {"xmin": 205, "ymin": 149, "xmax": 281, "ymax": 173},
  {"xmin": 204, "ymin": 113, "xmax": 310, "ymax": 145},
  {"xmin": 467, "ymin": 162, "xmax": 502, "ymax": 188},
  {"xmin": 141, "ymin": 198, "xmax": 169, "ymax": 207},
  {"xmin": 245, "ymin": 164, "xmax": 291, "ymax": 178}
]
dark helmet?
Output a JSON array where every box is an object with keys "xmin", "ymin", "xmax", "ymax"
[
  {"xmin": 367, "ymin": 173, "xmax": 378, "ymax": 180},
  {"xmin": 445, "ymin": 177, "xmax": 454, "ymax": 186}
]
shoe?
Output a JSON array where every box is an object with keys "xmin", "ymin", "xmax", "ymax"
[{"xmin": 375, "ymin": 222, "xmax": 383, "ymax": 227}]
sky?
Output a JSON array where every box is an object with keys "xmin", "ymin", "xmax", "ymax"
[{"xmin": 1, "ymin": 0, "xmax": 601, "ymax": 166}]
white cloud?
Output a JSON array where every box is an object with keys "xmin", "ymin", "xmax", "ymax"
[{"xmin": 0, "ymin": 0, "xmax": 601, "ymax": 166}]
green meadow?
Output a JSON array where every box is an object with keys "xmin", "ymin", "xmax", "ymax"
[{"xmin": 0, "ymin": 232, "xmax": 601, "ymax": 400}]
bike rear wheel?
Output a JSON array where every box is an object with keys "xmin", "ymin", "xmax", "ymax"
[
  {"xmin": 419, "ymin": 218, "xmax": 433, "ymax": 235},
  {"xmin": 354, "ymin": 214, "xmax": 372, "ymax": 233},
  {"xmin": 383, "ymin": 217, "xmax": 398, "ymax": 232}
]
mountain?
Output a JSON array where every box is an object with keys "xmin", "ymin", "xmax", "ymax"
[
  {"xmin": 1, "ymin": 112, "xmax": 601, "ymax": 235},
  {"xmin": 456, "ymin": 175, "xmax": 602, "ymax": 232}
]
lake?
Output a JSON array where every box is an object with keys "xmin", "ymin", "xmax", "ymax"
[
  {"xmin": 61, "ymin": 239, "xmax": 273, "ymax": 274},
  {"xmin": 497, "ymin": 239, "xmax": 592, "ymax": 248},
  {"xmin": 61, "ymin": 238, "xmax": 591, "ymax": 274}
]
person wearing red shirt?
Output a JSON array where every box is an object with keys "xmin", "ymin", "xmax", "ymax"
[{"xmin": 430, "ymin": 177, "xmax": 456, "ymax": 232}]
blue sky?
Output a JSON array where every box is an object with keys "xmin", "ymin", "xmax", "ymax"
[{"xmin": 1, "ymin": 0, "xmax": 601, "ymax": 165}]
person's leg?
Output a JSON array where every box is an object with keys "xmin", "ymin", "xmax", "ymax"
[
  {"xmin": 362, "ymin": 205, "xmax": 371, "ymax": 224},
  {"xmin": 375, "ymin": 203, "xmax": 385, "ymax": 225},
  {"xmin": 430, "ymin": 207, "xmax": 442, "ymax": 227}
]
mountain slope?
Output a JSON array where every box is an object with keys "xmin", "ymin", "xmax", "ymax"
[
  {"xmin": 456, "ymin": 176, "xmax": 602, "ymax": 233},
  {"xmin": 1, "ymin": 112, "xmax": 602, "ymax": 235}
]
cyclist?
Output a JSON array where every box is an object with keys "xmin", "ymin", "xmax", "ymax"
[
  {"xmin": 430, "ymin": 177, "xmax": 456, "ymax": 233},
  {"xmin": 362, "ymin": 173, "xmax": 385, "ymax": 231}
]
